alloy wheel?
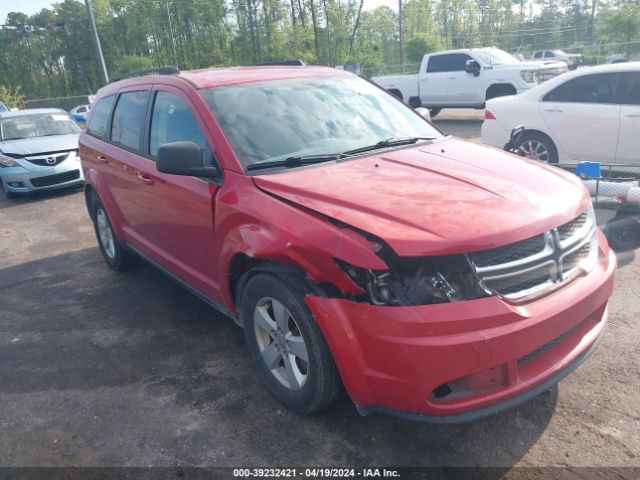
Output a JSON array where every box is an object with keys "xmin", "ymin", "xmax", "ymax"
[
  {"xmin": 253, "ymin": 297, "xmax": 309, "ymax": 391},
  {"xmin": 517, "ymin": 139, "xmax": 550, "ymax": 162},
  {"xmin": 96, "ymin": 208, "xmax": 116, "ymax": 259}
]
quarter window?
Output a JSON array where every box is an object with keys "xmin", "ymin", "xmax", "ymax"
[
  {"xmin": 110, "ymin": 91, "xmax": 148, "ymax": 150},
  {"xmin": 86, "ymin": 95, "xmax": 115, "ymax": 138},
  {"xmin": 543, "ymin": 73, "xmax": 619, "ymax": 104},
  {"xmin": 149, "ymin": 91, "xmax": 209, "ymax": 157}
]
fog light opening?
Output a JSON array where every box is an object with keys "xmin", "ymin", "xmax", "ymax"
[
  {"xmin": 8, "ymin": 182, "xmax": 24, "ymax": 188},
  {"xmin": 432, "ymin": 383, "xmax": 453, "ymax": 399}
]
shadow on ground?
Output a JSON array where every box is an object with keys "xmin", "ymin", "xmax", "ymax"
[{"xmin": 0, "ymin": 248, "xmax": 559, "ymax": 470}]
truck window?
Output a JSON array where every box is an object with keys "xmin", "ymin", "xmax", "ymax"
[
  {"xmin": 427, "ymin": 54, "xmax": 452, "ymax": 73},
  {"xmin": 533, "ymin": 51, "xmax": 542, "ymax": 59},
  {"xmin": 451, "ymin": 53, "xmax": 473, "ymax": 71}
]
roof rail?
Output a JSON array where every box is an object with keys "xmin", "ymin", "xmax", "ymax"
[
  {"xmin": 109, "ymin": 66, "xmax": 180, "ymax": 84},
  {"xmin": 252, "ymin": 60, "xmax": 306, "ymax": 67}
]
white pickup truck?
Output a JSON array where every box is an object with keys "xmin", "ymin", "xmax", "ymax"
[{"xmin": 372, "ymin": 47, "xmax": 568, "ymax": 117}]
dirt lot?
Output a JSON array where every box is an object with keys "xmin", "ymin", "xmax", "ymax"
[{"xmin": 1, "ymin": 118, "xmax": 639, "ymax": 472}]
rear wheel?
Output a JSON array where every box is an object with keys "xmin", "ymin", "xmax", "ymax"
[
  {"xmin": 90, "ymin": 195, "xmax": 138, "ymax": 271},
  {"xmin": 516, "ymin": 132, "xmax": 558, "ymax": 164},
  {"xmin": 606, "ymin": 215, "xmax": 640, "ymax": 251},
  {"xmin": 241, "ymin": 272, "xmax": 341, "ymax": 414}
]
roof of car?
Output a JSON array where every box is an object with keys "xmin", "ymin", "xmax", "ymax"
[
  {"xmin": 100, "ymin": 65, "xmax": 350, "ymax": 94},
  {"xmin": 0, "ymin": 108, "xmax": 67, "ymax": 118}
]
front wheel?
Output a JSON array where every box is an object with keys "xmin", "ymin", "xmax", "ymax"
[
  {"xmin": 241, "ymin": 272, "xmax": 341, "ymax": 414},
  {"xmin": 605, "ymin": 215, "xmax": 640, "ymax": 251}
]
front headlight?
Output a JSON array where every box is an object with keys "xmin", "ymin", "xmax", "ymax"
[
  {"xmin": 336, "ymin": 255, "xmax": 488, "ymax": 306},
  {"xmin": 520, "ymin": 70, "xmax": 539, "ymax": 83},
  {"xmin": 0, "ymin": 154, "xmax": 17, "ymax": 167}
]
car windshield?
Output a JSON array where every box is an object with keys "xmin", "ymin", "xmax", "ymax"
[
  {"xmin": 0, "ymin": 113, "xmax": 80, "ymax": 141},
  {"xmin": 200, "ymin": 75, "xmax": 442, "ymax": 170},
  {"xmin": 473, "ymin": 48, "xmax": 520, "ymax": 66}
]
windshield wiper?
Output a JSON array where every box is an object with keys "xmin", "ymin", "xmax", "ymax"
[
  {"xmin": 342, "ymin": 136, "xmax": 436, "ymax": 156},
  {"xmin": 246, "ymin": 153, "xmax": 341, "ymax": 171}
]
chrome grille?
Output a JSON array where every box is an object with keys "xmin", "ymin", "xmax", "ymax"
[{"xmin": 469, "ymin": 211, "xmax": 598, "ymax": 302}]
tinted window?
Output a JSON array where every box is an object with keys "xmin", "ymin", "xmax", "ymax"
[
  {"xmin": 427, "ymin": 54, "xmax": 452, "ymax": 73},
  {"xmin": 149, "ymin": 92, "xmax": 209, "ymax": 157},
  {"xmin": 86, "ymin": 95, "xmax": 115, "ymax": 138},
  {"xmin": 545, "ymin": 51, "xmax": 555, "ymax": 58},
  {"xmin": 620, "ymin": 72, "xmax": 640, "ymax": 105},
  {"xmin": 451, "ymin": 53, "xmax": 473, "ymax": 71},
  {"xmin": 533, "ymin": 51, "xmax": 542, "ymax": 59},
  {"xmin": 543, "ymin": 73, "xmax": 619, "ymax": 104},
  {"xmin": 110, "ymin": 91, "xmax": 148, "ymax": 150}
]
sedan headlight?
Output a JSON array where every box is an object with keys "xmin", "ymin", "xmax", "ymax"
[
  {"xmin": 336, "ymin": 255, "xmax": 488, "ymax": 306},
  {"xmin": 520, "ymin": 70, "xmax": 539, "ymax": 83},
  {"xmin": 0, "ymin": 154, "xmax": 17, "ymax": 167}
]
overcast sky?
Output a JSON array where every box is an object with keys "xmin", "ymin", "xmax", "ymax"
[{"xmin": 0, "ymin": 0, "xmax": 397, "ymax": 23}]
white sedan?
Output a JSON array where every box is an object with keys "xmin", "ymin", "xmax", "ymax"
[{"xmin": 481, "ymin": 62, "xmax": 640, "ymax": 164}]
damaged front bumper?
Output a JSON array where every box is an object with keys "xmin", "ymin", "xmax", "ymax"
[{"xmin": 305, "ymin": 244, "xmax": 616, "ymax": 423}]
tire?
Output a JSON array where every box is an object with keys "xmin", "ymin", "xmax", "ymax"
[
  {"xmin": 515, "ymin": 131, "xmax": 558, "ymax": 164},
  {"xmin": 428, "ymin": 108, "xmax": 442, "ymax": 118},
  {"xmin": 90, "ymin": 195, "xmax": 138, "ymax": 271},
  {"xmin": 486, "ymin": 84, "xmax": 517, "ymax": 101},
  {"xmin": 241, "ymin": 272, "xmax": 341, "ymax": 414},
  {"xmin": 605, "ymin": 215, "xmax": 640, "ymax": 251}
]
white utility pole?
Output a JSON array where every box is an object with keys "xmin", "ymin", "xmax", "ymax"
[
  {"xmin": 399, "ymin": 0, "xmax": 405, "ymax": 73},
  {"xmin": 166, "ymin": 1, "xmax": 178, "ymax": 67},
  {"xmin": 85, "ymin": 0, "xmax": 109, "ymax": 84}
]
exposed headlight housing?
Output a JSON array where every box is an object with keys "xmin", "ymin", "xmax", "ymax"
[
  {"xmin": 336, "ymin": 255, "xmax": 488, "ymax": 306},
  {"xmin": 0, "ymin": 154, "xmax": 18, "ymax": 167},
  {"xmin": 520, "ymin": 70, "xmax": 539, "ymax": 83}
]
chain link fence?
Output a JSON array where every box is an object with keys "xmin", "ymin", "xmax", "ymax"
[{"xmin": 24, "ymin": 95, "xmax": 92, "ymax": 112}]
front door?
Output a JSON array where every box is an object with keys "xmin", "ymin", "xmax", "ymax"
[
  {"xmin": 616, "ymin": 71, "xmax": 640, "ymax": 165},
  {"xmin": 446, "ymin": 53, "xmax": 482, "ymax": 105}
]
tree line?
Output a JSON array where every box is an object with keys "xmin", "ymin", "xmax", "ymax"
[{"xmin": 0, "ymin": 0, "xmax": 639, "ymax": 105}]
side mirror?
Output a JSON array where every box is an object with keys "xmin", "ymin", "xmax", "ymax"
[
  {"xmin": 157, "ymin": 141, "xmax": 218, "ymax": 178},
  {"xmin": 415, "ymin": 107, "xmax": 431, "ymax": 122},
  {"xmin": 465, "ymin": 59, "xmax": 481, "ymax": 76}
]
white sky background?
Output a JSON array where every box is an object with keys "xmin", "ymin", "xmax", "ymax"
[{"xmin": 0, "ymin": 0, "xmax": 399, "ymax": 24}]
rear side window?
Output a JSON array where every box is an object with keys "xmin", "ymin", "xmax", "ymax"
[
  {"xmin": 86, "ymin": 95, "xmax": 115, "ymax": 138},
  {"xmin": 427, "ymin": 54, "xmax": 452, "ymax": 73},
  {"xmin": 149, "ymin": 91, "xmax": 208, "ymax": 156},
  {"xmin": 533, "ymin": 51, "xmax": 542, "ymax": 59},
  {"xmin": 543, "ymin": 73, "xmax": 619, "ymax": 104},
  {"xmin": 619, "ymin": 72, "xmax": 640, "ymax": 105},
  {"xmin": 110, "ymin": 91, "xmax": 149, "ymax": 150}
]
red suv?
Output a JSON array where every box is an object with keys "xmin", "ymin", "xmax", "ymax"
[{"xmin": 80, "ymin": 66, "xmax": 616, "ymax": 423}]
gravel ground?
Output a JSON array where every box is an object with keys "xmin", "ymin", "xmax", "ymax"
[{"xmin": 0, "ymin": 121, "xmax": 638, "ymax": 473}]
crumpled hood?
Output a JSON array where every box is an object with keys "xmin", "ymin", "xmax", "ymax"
[
  {"xmin": 253, "ymin": 138, "xmax": 589, "ymax": 256},
  {"xmin": 0, "ymin": 134, "xmax": 79, "ymax": 156}
]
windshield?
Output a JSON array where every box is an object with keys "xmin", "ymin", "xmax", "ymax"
[
  {"xmin": 0, "ymin": 113, "xmax": 80, "ymax": 141},
  {"xmin": 200, "ymin": 75, "xmax": 443, "ymax": 170},
  {"xmin": 473, "ymin": 48, "xmax": 520, "ymax": 66}
]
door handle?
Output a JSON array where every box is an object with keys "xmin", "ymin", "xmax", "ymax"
[
  {"xmin": 544, "ymin": 107, "xmax": 564, "ymax": 113},
  {"xmin": 96, "ymin": 155, "xmax": 108, "ymax": 164},
  {"xmin": 448, "ymin": 76, "xmax": 457, "ymax": 80},
  {"xmin": 625, "ymin": 113, "xmax": 640, "ymax": 118},
  {"xmin": 136, "ymin": 172, "xmax": 154, "ymax": 185}
]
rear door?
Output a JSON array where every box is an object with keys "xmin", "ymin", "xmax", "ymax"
[
  {"xmin": 539, "ymin": 72, "xmax": 620, "ymax": 162},
  {"xmin": 420, "ymin": 54, "xmax": 452, "ymax": 106},
  {"xmin": 616, "ymin": 71, "xmax": 640, "ymax": 165},
  {"xmin": 131, "ymin": 86, "xmax": 222, "ymax": 298}
]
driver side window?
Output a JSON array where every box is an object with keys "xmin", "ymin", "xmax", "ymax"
[{"xmin": 149, "ymin": 91, "xmax": 211, "ymax": 159}]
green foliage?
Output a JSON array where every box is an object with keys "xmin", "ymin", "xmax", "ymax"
[
  {"xmin": 0, "ymin": 84, "xmax": 23, "ymax": 109},
  {"xmin": 0, "ymin": 0, "xmax": 636, "ymax": 100}
]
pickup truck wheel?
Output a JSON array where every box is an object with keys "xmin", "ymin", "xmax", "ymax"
[
  {"xmin": 428, "ymin": 108, "xmax": 441, "ymax": 118},
  {"xmin": 91, "ymin": 197, "xmax": 138, "ymax": 271},
  {"xmin": 605, "ymin": 215, "xmax": 640, "ymax": 251},
  {"xmin": 515, "ymin": 132, "xmax": 558, "ymax": 163},
  {"xmin": 241, "ymin": 273, "xmax": 341, "ymax": 414}
]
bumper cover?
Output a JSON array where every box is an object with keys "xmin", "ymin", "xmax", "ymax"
[
  {"xmin": 305, "ymin": 242, "xmax": 615, "ymax": 421},
  {"xmin": 1, "ymin": 160, "xmax": 84, "ymax": 192}
]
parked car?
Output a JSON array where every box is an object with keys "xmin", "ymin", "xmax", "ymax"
[
  {"xmin": 372, "ymin": 47, "xmax": 568, "ymax": 117},
  {"xmin": 69, "ymin": 104, "xmax": 91, "ymax": 126},
  {"xmin": 482, "ymin": 62, "xmax": 640, "ymax": 164},
  {"xmin": 0, "ymin": 108, "xmax": 84, "ymax": 198},
  {"xmin": 80, "ymin": 65, "xmax": 615, "ymax": 422},
  {"xmin": 532, "ymin": 50, "xmax": 584, "ymax": 70}
]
